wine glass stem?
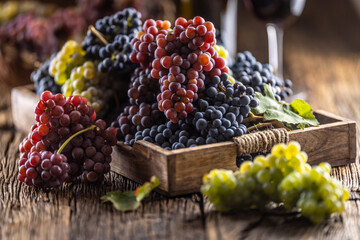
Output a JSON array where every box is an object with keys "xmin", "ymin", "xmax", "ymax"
[{"xmin": 266, "ymin": 23, "xmax": 284, "ymax": 80}]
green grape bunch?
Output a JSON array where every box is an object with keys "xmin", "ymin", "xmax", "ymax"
[
  {"xmin": 201, "ymin": 141, "xmax": 349, "ymax": 224},
  {"xmin": 48, "ymin": 40, "xmax": 111, "ymax": 114},
  {"xmin": 61, "ymin": 61, "xmax": 106, "ymax": 113},
  {"xmin": 49, "ymin": 40, "xmax": 86, "ymax": 84}
]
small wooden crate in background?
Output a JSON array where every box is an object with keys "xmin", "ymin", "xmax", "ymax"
[
  {"xmin": 11, "ymin": 85, "xmax": 358, "ymax": 196},
  {"xmin": 11, "ymin": 85, "xmax": 38, "ymax": 133}
]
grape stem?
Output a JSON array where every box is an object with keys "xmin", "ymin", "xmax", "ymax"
[
  {"xmin": 244, "ymin": 112, "xmax": 290, "ymax": 131},
  {"xmin": 126, "ymin": 17, "xmax": 132, "ymax": 28},
  {"xmin": 242, "ymin": 112, "xmax": 264, "ymax": 125},
  {"xmin": 89, "ymin": 25, "xmax": 109, "ymax": 45},
  {"xmin": 57, "ymin": 125, "xmax": 97, "ymax": 154},
  {"xmin": 247, "ymin": 121, "xmax": 290, "ymax": 132}
]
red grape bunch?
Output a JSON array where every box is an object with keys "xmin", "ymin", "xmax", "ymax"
[
  {"xmin": 18, "ymin": 91, "xmax": 117, "ymax": 188},
  {"xmin": 130, "ymin": 19, "xmax": 172, "ymax": 69},
  {"xmin": 130, "ymin": 16, "xmax": 229, "ymax": 123},
  {"xmin": 111, "ymin": 67, "xmax": 165, "ymax": 142}
]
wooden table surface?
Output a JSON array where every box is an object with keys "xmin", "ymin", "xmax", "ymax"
[{"xmin": 1, "ymin": 0, "xmax": 360, "ymax": 239}]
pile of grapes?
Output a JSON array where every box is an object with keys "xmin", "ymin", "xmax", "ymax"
[
  {"xmin": 201, "ymin": 142, "xmax": 350, "ymax": 223},
  {"xmin": 110, "ymin": 16, "xmax": 263, "ymax": 150},
  {"xmin": 24, "ymin": 9, "xmax": 296, "ymax": 187},
  {"xmin": 18, "ymin": 10, "xmax": 349, "ymax": 224},
  {"xmin": 32, "ymin": 8, "xmax": 143, "ymax": 117},
  {"xmin": 29, "ymin": 9, "xmax": 269, "ymax": 150}
]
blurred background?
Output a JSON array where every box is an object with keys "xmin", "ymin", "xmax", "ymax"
[{"xmin": 0, "ymin": 0, "xmax": 359, "ymax": 116}]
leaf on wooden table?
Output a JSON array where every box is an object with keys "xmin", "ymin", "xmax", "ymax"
[
  {"xmin": 135, "ymin": 176, "xmax": 160, "ymax": 201},
  {"xmin": 101, "ymin": 191, "xmax": 139, "ymax": 211},
  {"xmin": 101, "ymin": 176, "xmax": 160, "ymax": 211}
]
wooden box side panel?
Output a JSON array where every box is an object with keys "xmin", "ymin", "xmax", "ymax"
[
  {"xmin": 289, "ymin": 121, "xmax": 357, "ymax": 166},
  {"xmin": 168, "ymin": 142, "xmax": 238, "ymax": 195},
  {"xmin": 111, "ymin": 142, "xmax": 170, "ymax": 192},
  {"xmin": 11, "ymin": 85, "xmax": 38, "ymax": 133}
]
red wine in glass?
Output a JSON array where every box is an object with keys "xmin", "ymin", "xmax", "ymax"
[{"xmin": 244, "ymin": 0, "xmax": 306, "ymax": 80}]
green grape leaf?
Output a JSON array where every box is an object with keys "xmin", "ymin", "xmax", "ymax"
[
  {"xmin": 263, "ymin": 82, "xmax": 277, "ymax": 101},
  {"xmin": 101, "ymin": 176, "xmax": 159, "ymax": 211},
  {"xmin": 135, "ymin": 176, "xmax": 160, "ymax": 201},
  {"xmin": 252, "ymin": 85, "xmax": 319, "ymax": 129},
  {"xmin": 252, "ymin": 89, "xmax": 282, "ymax": 115}
]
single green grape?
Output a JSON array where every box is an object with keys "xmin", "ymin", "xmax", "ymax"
[
  {"xmin": 55, "ymin": 72, "xmax": 67, "ymax": 85},
  {"xmin": 73, "ymin": 79, "xmax": 85, "ymax": 91},
  {"xmin": 56, "ymin": 61, "xmax": 67, "ymax": 73},
  {"xmin": 81, "ymin": 91, "xmax": 91, "ymax": 100},
  {"xmin": 256, "ymin": 168, "xmax": 271, "ymax": 184},
  {"xmin": 84, "ymin": 68, "xmax": 95, "ymax": 79}
]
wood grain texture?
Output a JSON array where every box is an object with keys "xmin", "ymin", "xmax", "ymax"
[{"xmin": 1, "ymin": 0, "xmax": 360, "ymax": 239}]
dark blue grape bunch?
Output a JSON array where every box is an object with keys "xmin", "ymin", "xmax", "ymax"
[
  {"xmin": 31, "ymin": 57, "xmax": 61, "ymax": 95},
  {"xmin": 96, "ymin": 33, "xmax": 136, "ymax": 74},
  {"xmin": 129, "ymin": 120, "xmax": 203, "ymax": 150},
  {"xmin": 230, "ymin": 51, "xmax": 293, "ymax": 101},
  {"xmin": 81, "ymin": 8, "xmax": 142, "ymax": 74},
  {"xmin": 189, "ymin": 73, "xmax": 259, "ymax": 144}
]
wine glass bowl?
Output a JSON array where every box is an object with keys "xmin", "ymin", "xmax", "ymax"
[
  {"xmin": 244, "ymin": 0, "xmax": 306, "ymax": 26},
  {"xmin": 243, "ymin": 0, "xmax": 306, "ymax": 80}
]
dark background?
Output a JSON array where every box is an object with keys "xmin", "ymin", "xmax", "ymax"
[
  {"xmin": 1, "ymin": 0, "xmax": 359, "ymax": 85},
  {"xmin": 0, "ymin": 0, "xmax": 359, "ymax": 113}
]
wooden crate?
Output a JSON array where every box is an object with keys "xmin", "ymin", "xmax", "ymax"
[
  {"xmin": 11, "ymin": 85, "xmax": 358, "ymax": 196},
  {"xmin": 111, "ymin": 110, "xmax": 357, "ymax": 196},
  {"xmin": 11, "ymin": 84, "xmax": 38, "ymax": 133}
]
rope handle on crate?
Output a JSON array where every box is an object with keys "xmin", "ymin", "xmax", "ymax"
[{"xmin": 233, "ymin": 128, "xmax": 289, "ymax": 156}]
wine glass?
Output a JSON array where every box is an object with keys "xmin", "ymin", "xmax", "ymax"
[{"xmin": 243, "ymin": 0, "xmax": 306, "ymax": 81}]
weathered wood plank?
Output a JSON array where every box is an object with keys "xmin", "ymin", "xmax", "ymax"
[{"xmin": 241, "ymin": 200, "xmax": 360, "ymax": 240}]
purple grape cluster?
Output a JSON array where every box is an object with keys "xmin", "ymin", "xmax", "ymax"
[
  {"xmin": 230, "ymin": 51, "xmax": 293, "ymax": 101},
  {"xmin": 18, "ymin": 92, "xmax": 117, "ymax": 188}
]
